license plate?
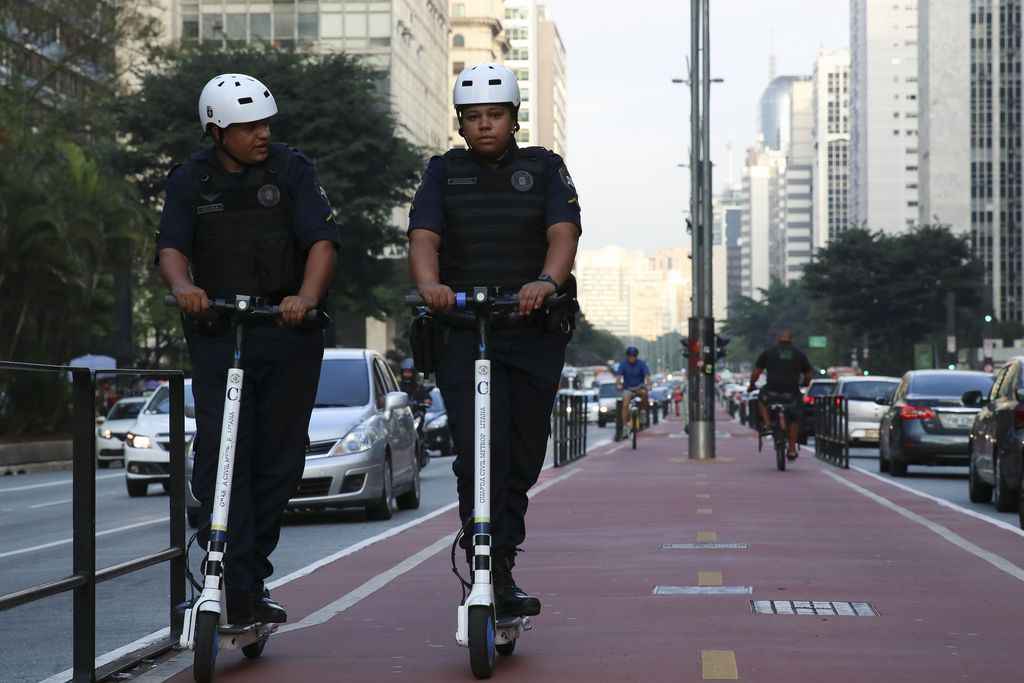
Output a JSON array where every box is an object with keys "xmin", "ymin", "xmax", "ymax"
[
  {"xmin": 939, "ymin": 413, "xmax": 974, "ymax": 429},
  {"xmin": 863, "ymin": 429, "xmax": 879, "ymax": 440}
]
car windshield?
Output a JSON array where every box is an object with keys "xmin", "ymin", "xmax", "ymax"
[
  {"xmin": 146, "ymin": 385, "xmax": 196, "ymax": 416},
  {"xmin": 107, "ymin": 401, "xmax": 143, "ymax": 421},
  {"xmin": 841, "ymin": 381, "xmax": 897, "ymax": 401},
  {"xmin": 427, "ymin": 387, "xmax": 445, "ymax": 414},
  {"xmin": 807, "ymin": 382, "xmax": 835, "ymax": 397},
  {"xmin": 598, "ymin": 384, "xmax": 621, "ymax": 398},
  {"xmin": 910, "ymin": 374, "xmax": 993, "ymax": 397},
  {"xmin": 315, "ymin": 359, "xmax": 370, "ymax": 408}
]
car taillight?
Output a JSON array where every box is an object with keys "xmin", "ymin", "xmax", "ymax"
[
  {"xmin": 900, "ymin": 404, "xmax": 935, "ymax": 421},
  {"xmin": 834, "ymin": 395, "xmax": 843, "ymax": 407},
  {"xmin": 803, "ymin": 395, "xmax": 815, "ymax": 405}
]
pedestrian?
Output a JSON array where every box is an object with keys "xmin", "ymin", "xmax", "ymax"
[
  {"xmin": 156, "ymin": 73, "xmax": 339, "ymax": 626},
  {"xmin": 407, "ymin": 63, "xmax": 581, "ymax": 619}
]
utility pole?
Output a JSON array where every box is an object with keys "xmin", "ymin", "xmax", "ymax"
[{"xmin": 687, "ymin": 0, "xmax": 716, "ymax": 460}]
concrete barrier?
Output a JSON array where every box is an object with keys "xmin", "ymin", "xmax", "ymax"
[{"xmin": 0, "ymin": 440, "xmax": 73, "ymax": 473}]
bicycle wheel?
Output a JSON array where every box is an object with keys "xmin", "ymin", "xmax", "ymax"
[
  {"xmin": 631, "ymin": 412, "xmax": 639, "ymax": 450},
  {"xmin": 775, "ymin": 428, "xmax": 786, "ymax": 471}
]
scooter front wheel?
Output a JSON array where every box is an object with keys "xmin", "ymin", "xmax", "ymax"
[
  {"xmin": 193, "ymin": 611, "xmax": 219, "ymax": 683},
  {"xmin": 468, "ymin": 605, "xmax": 496, "ymax": 679}
]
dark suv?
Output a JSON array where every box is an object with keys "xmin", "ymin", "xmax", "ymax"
[
  {"xmin": 799, "ymin": 379, "xmax": 836, "ymax": 443},
  {"xmin": 964, "ymin": 359, "xmax": 1023, "ymax": 521}
]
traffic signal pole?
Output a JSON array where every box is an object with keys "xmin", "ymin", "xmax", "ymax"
[{"xmin": 687, "ymin": 0, "xmax": 716, "ymax": 460}]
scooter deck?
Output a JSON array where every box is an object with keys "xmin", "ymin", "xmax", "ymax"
[
  {"xmin": 218, "ymin": 622, "xmax": 277, "ymax": 649},
  {"xmin": 495, "ymin": 616, "xmax": 531, "ymax": 645}
]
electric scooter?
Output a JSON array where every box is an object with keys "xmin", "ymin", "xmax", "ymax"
[
  {"xmin": 167, "ymin": 294, "xmax": 317, "ymax": 683},
  {"xmin": 408, "ymin": 287, "xmax": 569, "ymax": 679}
]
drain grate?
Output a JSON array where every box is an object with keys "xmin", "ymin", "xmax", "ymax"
[
  {"xmin": 752, "ymin": 600, "xmax": 877, "ymax": 616},
  {"xmin": 661, "ymin": 543, "xmax": 749, "ymax": 550}
]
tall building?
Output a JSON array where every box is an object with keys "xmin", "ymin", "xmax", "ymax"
[
  {"xmin": 970, "ymin": 0, "xmax": 1023, "ymax": 320},
  {"xmin": 741, "ymin": 140, "xmax": 786, "ymax": 300},
  {"xmin": 918, "ymin": 0, "xmax": 971, "ymax": 236},
  {"xmin": 717, "ymin": 187, "xmax": 745, "ymax": 310},
  {"xmin": 850, "ymin": 0, "xmax": 921, "ymax": 234},
  {"xmin": 503, "ymin": 0, "xmax": 566, "ymax": 154},
  {"xmin": 163, "ymin": 1, "xmax": 450, "ymax": 152},
  {"xmin": 536, "ymin": 10, "xmax": 567, "ymax": 156},
  {"xmin": 448, "ymin": 1, "xmax": 509, "ymax": 148},
  {"xmin": 812, "ymin": 48, "xmax": 852, "ymax": 251},
  {"xmin": 781, "ymin": 78, "xmax": 815, "ymax": 282},
  {"xmin": 760, "ymin": 76, "xmax": 803, "ymax": 151}
]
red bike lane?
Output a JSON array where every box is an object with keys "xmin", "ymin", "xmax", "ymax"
[{"xmin": 153, "ymin": 410, "xmax": 1024, "ymax": 682}]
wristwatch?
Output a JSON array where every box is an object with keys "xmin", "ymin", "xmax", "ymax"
[{"xmin": 535, "ymin": 273, "xmax": 560, "ymax": 289}]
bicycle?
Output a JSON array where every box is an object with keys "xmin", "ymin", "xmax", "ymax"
[
  {"xmin": 629, "ymin": 395, "xmax": 644, "ymax": 450},
  {"xmin": 757, "ymin": 392, "xmax": 796, "ymax": 472}
]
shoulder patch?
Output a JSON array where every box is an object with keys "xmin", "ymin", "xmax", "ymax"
[{"xmin": 558, "ymin": 164, "xmax": 576, "ymax": 191}]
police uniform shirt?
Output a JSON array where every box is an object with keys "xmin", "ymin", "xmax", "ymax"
[
  {"xmin": 156, "ymin": 144, "xmax": 340, "ymax": 262},
  {"xmin": 407, "ymin": 144, "xmax": 582, "ymax": 239}
]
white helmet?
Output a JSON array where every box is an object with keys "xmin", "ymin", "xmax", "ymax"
[
  {"xmin": 453, "ymin": 63, "xmax": 521, "ymax": 109},
  {"xmin": 198, "ymin": 73, "xmax": 278, "ymax": 133}
]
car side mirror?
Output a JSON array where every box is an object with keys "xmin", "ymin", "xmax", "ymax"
[
  {"xmin": 385, "ymin": 391, "xmax": 409, "ymax": 412},
  {"xmin": 961, "ymin": 390, "xmax": 983, "ymax": 407}
]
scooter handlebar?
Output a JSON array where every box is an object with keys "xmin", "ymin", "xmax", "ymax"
[
  {"xmin": 164, "ymin": 294, "xmax": 319, "ymax": 322},
  {"xmin": 404, "ymin": 289, "xmax": 567, "ymax": 311}
]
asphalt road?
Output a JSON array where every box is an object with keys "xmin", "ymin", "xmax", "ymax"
[{"xmin": 0, "ymin": 424, "xmax": 611, "ymax": 683}]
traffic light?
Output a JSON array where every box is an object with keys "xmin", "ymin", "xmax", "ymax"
[
  {"xmin": 680, "ymin": 336, "xmax": 690, "ymax": 358},
  {"xmin": 714, "ymin": 335, "xmax": 730, "ymax": 360}
]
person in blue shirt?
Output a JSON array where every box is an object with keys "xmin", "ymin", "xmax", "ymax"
[{"xmin": 616, "ymin": 347, "xmax": 651, "ymax": 431}]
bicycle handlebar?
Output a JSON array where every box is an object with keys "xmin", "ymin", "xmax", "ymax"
[{"xmin": 164, "ymin": 294, "xmax": 319, "ymax": 323}]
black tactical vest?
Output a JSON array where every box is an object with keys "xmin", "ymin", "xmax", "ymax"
[
  {"xmin": 189, "ymin": 144, "xmax": 303, "ymax": 301},
  {"xmin": 440, "ymin": 147, "xmax": 549, "ymax": 291}
]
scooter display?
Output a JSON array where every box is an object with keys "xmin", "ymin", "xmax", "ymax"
[
  {"xmin": 167, "ymin": 294, "xmax": 317, "ymax": 683},
  {"xmin": 407, "ymin": 287, "xmax": 565, "ymax": 679}
]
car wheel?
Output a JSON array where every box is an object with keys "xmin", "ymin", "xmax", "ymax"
[
  {"xmin": 994, "ymin": 455, "xmax": 1015, "ymax": 512},
  {"xmin": 440, "ymin": 440, "xmax": 452, "ymax": 458},
  {"xmin": 126, "ymin": 479, "xmax": 148, "ymax": 498},
  {"xmin": 396, "ymin": 459, "xmax": 421, "ymax": 510},
  {"xmin": 366, "ymin": 457, "xmax": 395, "ymax": 521},
  {"xmin": 968, "ymin": 455, "xmax": 993, "ymax": 503},
  {"xmin": 889, "ymin": 446, "xmax": 908, "ymax": 477}
]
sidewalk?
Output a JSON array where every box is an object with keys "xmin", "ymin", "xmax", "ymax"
[{"xmin": 149, "ymin": 411, "xmax": 1024, "ymax": 682}]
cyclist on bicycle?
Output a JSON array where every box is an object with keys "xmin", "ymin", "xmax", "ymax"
[
  {"xmin": 748, "ymin": 329, "xmax": 813, "ymax": 460},
  {"xmin": 616, "ymin": 346, "xmax": 650, "ymax": 433}
]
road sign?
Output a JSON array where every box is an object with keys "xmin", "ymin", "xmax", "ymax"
[
  {"xmin": 946, "ymin": 336, "xmax": 957, "ymax": 354},
  {"xmin": 808, "ymin": 336, "xmax": 827, "ymax": 349},
  {"xmin": 913, "ymin": 343, "xmax": 934, "ymax": 370}
]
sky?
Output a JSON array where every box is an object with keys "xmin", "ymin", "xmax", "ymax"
[{"xmin": 542, "ymin": 0, "xmax": 850, "ymax": 252}]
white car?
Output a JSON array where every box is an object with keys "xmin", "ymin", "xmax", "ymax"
[
  {"xmin": 95, "ymin": 397, "xmax": 147, "ymax": 468},
  {"xmin": 124, "ymin": 380, "xmax": 196, "ymax": 497},
  {"xmin": 833, "ymin": 375, "xmax": 900, "ymax": 445}
]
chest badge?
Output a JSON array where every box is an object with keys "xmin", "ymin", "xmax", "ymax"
[
  {"xmin": 511, "ymin": 170, "xmax": 534, "ymax": 192},
  {"xmin": 257, "ymin": 183, "xmax": 281, "ymax": 207}
]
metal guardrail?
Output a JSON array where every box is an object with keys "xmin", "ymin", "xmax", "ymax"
[
  {"xmin": 814, "ymin": 395, "xmax": 850, "ymax": 469},
  {"xmin": 552, "ymin": 392, "xmax": 588, "ymax": 466},
  {"xmin": 0, "ymin": 362, "xmax": 186, "ymax": 683}
]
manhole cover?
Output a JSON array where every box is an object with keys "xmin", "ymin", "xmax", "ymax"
[{"xmin": 752, "ymin": 600, "xmax": 876, "ymax": 616}]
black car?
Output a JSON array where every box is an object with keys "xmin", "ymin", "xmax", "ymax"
[
  {"xmin": 422, "ymin": 387, "xmax": 454, "ymax": 457},
  {"xmin": 964, "ymin": 359, "xmax": 1023, "ymax": 518},
  {"xmin": 879, "ymin": 370, "xmax": 993, "ymax": 477},
  {"xmin": 799, "ymin": 378, "xmax": 836, "ymax": 443}
]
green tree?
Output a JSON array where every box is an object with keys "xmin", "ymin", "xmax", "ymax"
[
  {"xmin": 116, "ymin": 46, "xmax": 425, "ymax": 335},
  {"xmin": 565, "ymin": 315, "xmax": 624, "ymax": 366}
]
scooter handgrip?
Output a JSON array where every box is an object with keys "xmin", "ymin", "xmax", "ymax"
[{"xmin": 164, "ymin": 294, "xmax": 178, "ymax": 306}]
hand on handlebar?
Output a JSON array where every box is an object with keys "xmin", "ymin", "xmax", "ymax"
[
  {"xmin": 517, "ymin": 280, "xmax": 557, "ymax": 316},
  {"xmin": 172, "ymin": 284, "xmax": 209, "ymax": 316},
  {"xmin": 279, "ymin": 294, "xmax": 318, "ymax": 327},
  {"xmin": 417, "ymin": 283, "xmax": 456, "ymax": 312}
]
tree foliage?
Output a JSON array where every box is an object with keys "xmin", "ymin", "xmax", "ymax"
[{"xmin": 565, "ymin": 315, "xmax": 624, "ymax": 366}]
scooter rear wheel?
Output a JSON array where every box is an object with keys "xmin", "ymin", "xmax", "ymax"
[
  {"xmin": 242, "ymin": 637, "xmax": 267, "ymax": 659},
  {"xmin": 468, "ymin": 605, "xmax": 496, "ymax": 679},
  {"xmin": 496, "ymin": 640, "xmax": 516, "ymax": 656},
  {"xmin": 193, "ymin": 611, "xmax": 219, "ymax": 683}
]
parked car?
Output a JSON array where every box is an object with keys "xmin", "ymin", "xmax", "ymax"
[
  {"xmin": 596, "ymin": 381, "xmax": 621, "ymax": 427},
  {"xmin": 964, "ymin": 359, "xmax": 1024, "ymax": 516},
  {"xmin": 879, "ymin": 370, "xmax": 994, "ymax": 477},
  {"xmin": 832, "ymin": 376, "xmax": 900, "ymax": 446},
  {"xmin": 290, "ymin": 348, "xmax": 420, "ymax": 520},
  {"xmin": 124, "ymin": 381, "xmax": 196, "ymax": 497},
  {"xmin": 583, "ymin": 388, "xmax": 600, "ymax": 423},
  {"xmin": 798, "ymin": 379, "xmax": 837, "ymax": 443},
  {"xmin": 423, "ymin": 387, "xmax": 454, "ymax": 457},
  {"xmin": 95, "ymin": 397, "xmax": 147, "ymax": 468}
]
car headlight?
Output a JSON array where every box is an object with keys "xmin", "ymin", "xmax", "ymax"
[
  {"xmin": 97, "ymin": 428, "xmax": 113, "ymax": 439},
  {"xmin": 126, "ymin": 433, "xmax": 152, "ymax": 449},
  {"xmin": 426, "ymin": 414, "xmax": 448, "ymax": 430},
  {"xmin": 329, "ymin": 424, "xmax": 375, "ymax": 456},
  {"xmin": 600, "ymin": 406, "xmax": 608, "ymax": 412}
]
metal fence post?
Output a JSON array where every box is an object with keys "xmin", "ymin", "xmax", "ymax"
[
  {"xmin": 615, "ymin": 398, "xmax": 623, "ymax": 441},
  {"xmin": 168, "ymin": 376, "xmax": 186, "ymax": 635},
  {"xmin": 842, "ymin": 397, "xmax": 850, "ymax": 469},
  {"xmin": 71, "ymin": 368, "xmax": 96, "ymax": 683}
]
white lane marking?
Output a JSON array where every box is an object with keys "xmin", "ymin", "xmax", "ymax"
[
  {"xmin": 0, "ymin": 517, "xmax": 167, "ymax": 560},
  {"xmin": 29, "ymin": 498, "xmax": 73, "ymax": 509},
  {"xmin": 0, "ymin": 473, "xmax": 122, "ymax": 494},
  {"xmin": 821, "ymin": 470, "xmax": 1024, "ymax": 584},
  {"xmin": 848, "ymin": 464, "xmax": 1024, "ymax": 540},
  {"xmin": 279, "ymin": 468, "xmax": 581, "ymax": 635}
]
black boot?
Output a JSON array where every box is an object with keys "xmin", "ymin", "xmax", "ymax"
[
  {"xmin": 252, "ymin": 587, "xmax": 287, "ymax": 624},
  {"xmin": 225, "ymin": 589, "xmax": 255, "ymax": 627},
  {"xmin": 492, "ymin": 552, "xmax": 541, "ymax": 618}
]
